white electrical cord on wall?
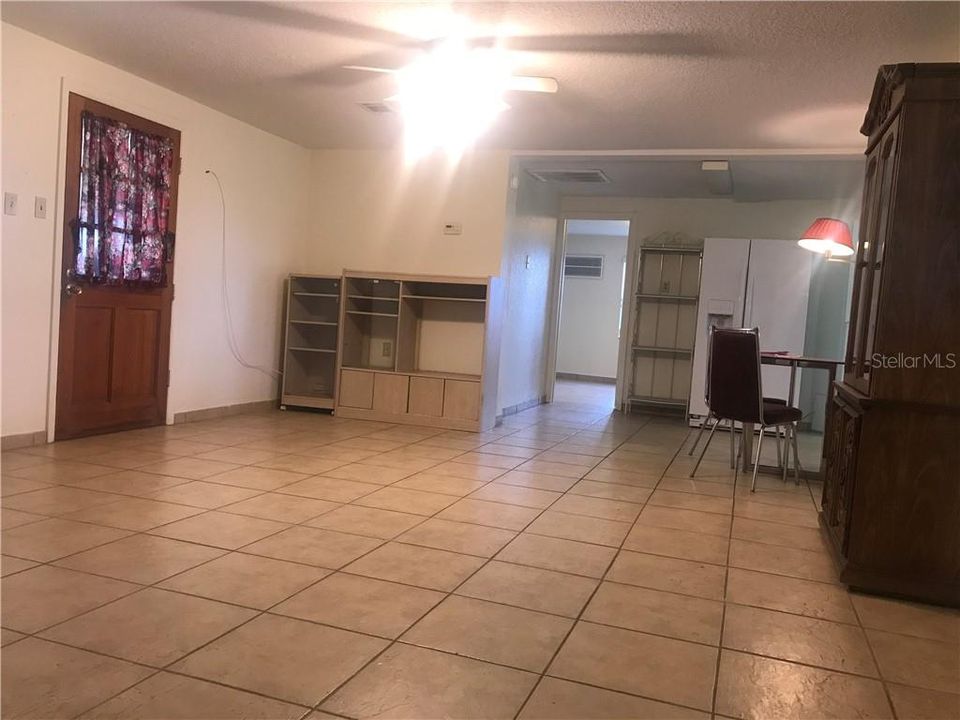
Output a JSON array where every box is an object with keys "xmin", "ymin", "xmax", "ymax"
[{"xmin": 205, "ymin": 169, "xmax": 283, "ymax": 380}]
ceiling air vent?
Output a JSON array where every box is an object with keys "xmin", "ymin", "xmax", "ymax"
[
  {"xmin": 358, "ymin": 101, "xmax": 393, "ymax": 114},
  {"xmin": 526, "ymin": 169, "xmax": 611, "ymax": 184},
  {"xmin": 564, "ymin": 254, "xmax": 604, "ymax": 279}
]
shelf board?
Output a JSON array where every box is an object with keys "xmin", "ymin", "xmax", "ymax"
[
  {"xmin": 345, "ymin": 310, "xmax": 399, "ymax": 318},
  {"xmin": 401, "ymin": 294, "xmax": 486, "ymax": 303},
  {"xmin": 293, "ymin": 292, "xmax": 339, "ymax": 298},
  {"xmin": 347, "ymin": 294, "xmax": 399, "ymax": 301},
  {"xmin": 288, "ymin": 347, "xmax": 337, "ymax": 354},
  {"xmin": 290, "ymin": 320, "xmax": 338, "ymax": 326},
  {"xmin": 632, "ymin": 346, "xmax": 693, "ymax": 355},
  {"xmin": 635, "ymin": 293, "xmax": 698, "ymax": 302}
]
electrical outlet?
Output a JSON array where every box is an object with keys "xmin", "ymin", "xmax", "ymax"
[
  {"xmin": 443, "ymin": 222, "xmax": 462, "ymax": 235},
  {"xmin": 34, "ymin": 196, "xmax": 47, "ymax": 219},
  {"xmin": 3, "ymin": 192, "xmax": 17, "ymax": 216},
  {"xmin": 381, "ymin": 340, "xmax": 392, "ymax": 358}
]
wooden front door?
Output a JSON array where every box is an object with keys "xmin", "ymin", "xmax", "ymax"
[{"xmin": 55, "ymin": 93, "xmax": 180, "ymax": 440}]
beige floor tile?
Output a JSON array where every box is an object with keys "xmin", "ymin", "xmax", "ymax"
[
  {"xmin": 519, "ymin": 676, "xmax": 709, "ymax": 720},
  {"xmin": 729, "ymin": 538, "xmax": 838, "ymax": 583},
  {"xmin": 402, "ymin": 595, "xmax": 573, "ymax": 672},
  {"xmin": 567, "ymin": 479, "xmax": 652, "ymax": 503},
  {"xmin": 6, "ymin": 460, "xmax": 118, "ymax": 484},
  {"xmin": 734, "ymin": 483, "xmax": 820, "ymax": 509},
  {"xmin": 852, "ymin": 593, "xmax": 960, "ymax": 643},
  {"xmin": 527, "ymin": 510, "xmax": 630, "ymax": 547},
  {"xmin": 160, "ymin": 552, "xmax": 329, "ymax": 609},
  {"xmin": 549, "ymin": 494, "xmax": 642, "ymax": 522},
  {"xmin": 306, "ymin": 504, "xmax": 424, "ymax": 538},
  {"xmin": 220, "ymin": 492, "xmax": 339, "ymax": 523},
  {"xmin": 734, "ymin": 499, "xmax": 819, "ymax": 529},
  {"xmin": 275, "ymin": 572, "xmax": 443, "ymax": 638},
  {"xmin": 393, "ymin": 473, "xmax": 486, "ymax": 495},
  {"xmin": 172, "ymin": 614, "xmax": 387, "ymax": 706},
  {"xmin": 61, "ymin": 497, "xmax": 204, "ymax": 530},
  {"xmin": 1, "ymin": 508, "xmax": 46, "ymax": 529},
  {"xmin": 322, "ymin": 643, "xmax": 537, "ymax": 719},
  {"xmin": 354, "ymin": 486, "xmax": 459, "ymax": 515},
  {"xmin": 549, "ymin": 621, "xmax": 718, "ymax": 711},
  {"xmin": 608, "ymin": 550, "xmax": 726, "ymax": 600},
  {"xmin": 731, "ymin": 515, "xmax": 828, "ymax": 552},
  {"xmin": 150, "ymin": 510, "xmax": 288, "ymax": 549},
  {"xmin": 204, "ymin": 465, "xmax": 308, "ymax": 491},
  {"xmin": 456, "ymin": 560, "xmax": 598, "ymax": 617},
  {"xmin": 476, "ymin": 443, "xmax": 542, "ymax": 459},
  {"xmin": 276, "ymin": 476, "xmax": 380, "ymax": 502},
  {"xmin": 1, "ymin": 628, "xmax": 25, "ymax": 646},
  {"xmin": 1, "ymin": 638, "xmax": 152, "ymax": 720},
  {"xmin": 497, "ymin": 534, "xmax": 616, "ymax": 578},
  {"xmin": 67, "ymin": 469, "xmax": 189, "ymax": 497},
  {"xmin": 2, "ymin": 565, "xmax": 139, "ymax": 633},
  {"xmin": 193, "ymin": 447, "xmax": 280, "ymax": 465},
  {"xmin": 1, "ymin": 518, "xmax": 130, "ymax": 562},
  {"xmin": 80, "ymin": 448, "xmax": 184, "ymax": 470},
  {"xmin": 495, "ymin": 470, "xmax": 579, "ymax": 492},
  {"xmin": 427, "ymin": 461, "xmax": 506, "ymax": 482},
  {"xmin": 138, "ymin": 457, "xmax": 240, "ymax": 480},
  {"xmin": 656, "ymin": 476, "xmax": 735, "ymax": 497},
  {"xmin": 648, "ymin": 489, "xmax": 733, "ymax": 515},
  {"xmin": 584, "ymin": 467, "xmax": 660, "ymax": 487},
  {"xmin": 635, "ymin": 505, "xmax": 731, "ymax": 537},
  {"xmin": 1, "ymin": 452, "xmax": 55, "ymax": 471},
  {"xmin": 344, "ymin": 541, "xmax": 485, "ymax": 591},
  {"xmin": 516, "ymin": 459, "xmax": 587, "ymax": 479},
  {"xmin": 469, "ymin": 483, "xmax": 561, "ymax": 509},
  {"xmin": 1, "ymin": 475, "xmax": 54, "ymax": 497},
  {"xmin": 726, "ymin": 567, "xmax": 858, "ymax": 624},
  {"xmin": 242, "ymin": 525, "xmax": 381, "ymax": 568},
  {"xmin": 886, "ymin": 683, "xmax": 960, "ymax": 720},
  {"xmin": 584, "ymin": 581, "xmax": 723, "ymax": 645},
  {"xmin": 536, "ymin": 450, "xmax": 602, "ymax": 468},
  {"xmin": 867, "ymin": 629, "xmax": 960, "ymax": 693},
  {"xmin": 321, "ymin": 463, "xmax": 415, "ymax": 485},
  {"xmin": 79, "ymin": 671, "xmax": 305, "ymax": 719},
  {"xmin": 723, "ymin": 604, "xmax": 877, "ymax": 676},
  {"xmin": 398, "ymin": 518, "xmax": 516, "ymax": 557},
  {"xmin": 455, "ymin": 451, "xmax": 524, "ymax": 469},
  {"xmin": 623, "ymin": 524, "xmax": 729, "ymax": 565},
  {"xmin": 135, "ymin": 439, "xmax": 224, "ymax": 456},
  {"xmin": 146, "ymin": 480, "xmax": 263, "ymax": 508},
  {"xmin": 41, "ymin": 588, "xmax": 255, "ymax": 666},
  {"xmin": 437, "ymin": 498, "xmax": 541, "ymax": 530},
  {"xmin": 56, "ymin": 534, "xmax": 224, "ymax": 584},
  {"xmin": 3, "ymin": 486, "xmax": 122, "ymax": 515},
  {"xmin": 715, "ymin": 649, "xmax": 892, "ymax": 720},
  {"xmin": 253, "ymin": 453, "xmax": 346, "ymax": 475},
  {"xmin": 1, "ymin": 554, "xmax": 39, "ymax": 577}
]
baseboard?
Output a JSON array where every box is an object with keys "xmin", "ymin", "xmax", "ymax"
[
  {"xmin": 499, "ymin": 395, "xmax": 546, "ymax": 420},
  {"xmin": 556, "ymin": 372, "xmax": 616, "ymax": 384},
  {"xmin": 1, "ymin": 430, "xmax": 49, "ymax": 451},
  {"xmin": 173, "ymin": 398, "xmax": 278, "ymax": 424}
]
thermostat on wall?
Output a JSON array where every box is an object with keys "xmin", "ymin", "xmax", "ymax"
[{"xmin": 443, "ymin": 222, "xmax": 462, "ymax": 235}]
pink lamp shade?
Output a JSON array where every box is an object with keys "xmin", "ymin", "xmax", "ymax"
[{"xmin": 798, "ymin": 217, "xmax": 855, "ymax": 257}]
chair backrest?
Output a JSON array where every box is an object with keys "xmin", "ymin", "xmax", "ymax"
[{"xmin": 708, "ymin": 327, "xmax": 764, "ymax": 424}]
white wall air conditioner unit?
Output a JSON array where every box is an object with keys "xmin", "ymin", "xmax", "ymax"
[
  {"xmin": 526, "ymin": 169, "xmax": 610, "ymax": 184},
  {"xmin": 564, "ymin": 254, "xmax": 604, "ymax": 279}
]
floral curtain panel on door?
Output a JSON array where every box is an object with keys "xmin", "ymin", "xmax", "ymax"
[{"xmin": 74, "ymin": 111, "xmax": 175, "ymax": 286}]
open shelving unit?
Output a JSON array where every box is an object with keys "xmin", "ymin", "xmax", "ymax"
[
  {"xmin": 280, "ymin": 275, "xmax": 341, "ymax": 410},
  {"xmin": 626, "ymin": 234, "xmax": 703, "ymax": 414},
  {"xmin": 336, "ymin": 271, "xmax": 501, "ymax": 431}
]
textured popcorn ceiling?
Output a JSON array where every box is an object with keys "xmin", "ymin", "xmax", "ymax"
[{"xmin": 3, "ymin": 1, "xmax": 957, "ymax": 150}]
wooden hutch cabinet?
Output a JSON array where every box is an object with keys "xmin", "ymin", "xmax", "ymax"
[{"xmin": 820, "ymin": 63, "xmax": 960, "ymax": 606}]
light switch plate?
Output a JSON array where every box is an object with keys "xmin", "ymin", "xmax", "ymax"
[
  {"xmin": 3, "ymin": 192, "xmax": 17, "ymax": 216},
  {"xmin": 34, "ymin": 196, "xmax": 47, "ymax": 219},
  {"xmin": 443, "ymin": 222, "xmax": 462, "ymax": 235}
]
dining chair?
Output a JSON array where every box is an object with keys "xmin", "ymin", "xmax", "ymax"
[{"xmin": 689, "ymin": 327, "xmax": 802, "ymax": 492}]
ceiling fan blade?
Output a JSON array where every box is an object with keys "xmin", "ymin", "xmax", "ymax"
[
  {"xmin": 343, "ymin": 65, "xmax": 398, "ymax": 74},
  {"xmin": 507, "ymin": 76, "xmax": 559, "ymax": 93}
]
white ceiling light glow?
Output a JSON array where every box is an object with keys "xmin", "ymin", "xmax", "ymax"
[{"xmin": 390, "ymin": 38, "xmax": 512, "ymax": 160}]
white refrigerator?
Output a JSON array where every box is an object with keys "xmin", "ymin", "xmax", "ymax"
[{"xmin": 689, "ymin": 238, "xmax": 812, "ymax": 420}]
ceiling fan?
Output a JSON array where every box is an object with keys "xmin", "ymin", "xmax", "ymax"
[{"xmin": 343, "ymin": 62, "xmax": 559, "ymax": 95}]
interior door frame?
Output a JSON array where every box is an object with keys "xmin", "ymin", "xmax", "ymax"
[
  {"xmin": 46, "ymin": 78, "xmax": 185, "ymax": 441},
  {"xmin": 543, "ymin": 211, "xmax": 638, "ymax": 409}
]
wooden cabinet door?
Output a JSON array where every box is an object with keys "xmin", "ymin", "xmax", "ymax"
[
  {"xmin": 373, "ymin": 373, "xmax": 409, "ymax": 414},
  {"xmin": 822, "ymin": 397, "xmax": 861, "ymax": 556},
  {"xmin": 339, "ymin": 369, "xmax": 374, "ymax": 409},
  {"xmin": 443, "ymin": 380, "xmax": 480, "ymax": 421},
  {"xmin": 408, "ymin": 377, "xmax": 444, "ymax": 416}
]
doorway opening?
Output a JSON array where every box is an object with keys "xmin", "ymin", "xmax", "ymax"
[{"xmin": 551, "ymin": 218, "xmax": 630, "ymax": 409}]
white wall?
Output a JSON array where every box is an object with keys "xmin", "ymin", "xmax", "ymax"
[
  {"xmin": 497, "ymin": 166, "xmax": 560, "ymax": 413},
  {"xmin": 1, "ymin": 24, "xmax": 311, "ymax": 438},
  {"xmin": 556, "ymin": 233, "xmax": 628, "ymax": 379},
  {"xmin": 306, "ymin": 149, "xmax": 511, "ymax": 277}
]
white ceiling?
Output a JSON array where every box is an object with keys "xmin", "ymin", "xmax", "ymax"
[
  {"xmin": 3, "ymin": 2, "xmax": 957, "ymax": 151},
  {"xmin": 520, "ymin": 155, "xmax": 866, "ymax": 201}
]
